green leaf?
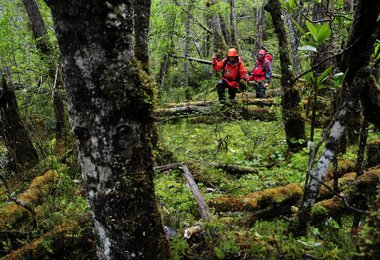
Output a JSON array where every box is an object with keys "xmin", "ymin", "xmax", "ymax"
[
  {"xmin": 317, "ymin": 65, "xmax": 333, "ymax": 84},
  {"xmin": 305, "ymin": 21, "xmax": 318, "ymax": 42},
  {"xmin": 315, "ymin": 23, "xmax": 331, "ymax": 44}
]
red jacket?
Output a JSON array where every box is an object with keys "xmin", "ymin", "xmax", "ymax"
[
  {"xmin": 213, "ymin": 57, "xmax": 247, "ymax": 88},
  {"xmin": 248, "ymin": 58, "xmax": 272, "ymax": 82}
]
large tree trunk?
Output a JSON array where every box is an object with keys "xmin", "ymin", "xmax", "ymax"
[
  {"xmin": 43, "ymin": 1, "xmax": 170, "ymax": 259},
  {"xmin": 22, "ymin": 0, "xmax": 67, "ymax": 140},
  {"xmin": 0, "ymin": 75, "xmax": 39, "ymax": 171},
  {"xmin": 264, "ymin": 0, "xmax": 306, "ymax": 153}
]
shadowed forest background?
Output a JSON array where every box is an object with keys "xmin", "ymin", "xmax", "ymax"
[{"xmin": 0, "ymin": 0, "xmax": 380, "ymax": 259}]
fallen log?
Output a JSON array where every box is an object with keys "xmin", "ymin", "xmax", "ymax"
[
  {"xmin": 163, "ymin": 98, "xmax": 275, "ymax": 108},
  {"xmin": 210, "ymin": 183, "xmax": 303, "ymax": 214},
  {"xmin": 154, "ymin": 161, "xmax": 259, "ymax": 176},
  {"xmin": 155, "ymin": 105, "xmax": 275, "ymax": 121},
  {"xmin": 204, "ymin": 161, "xmax": 259, "ymax": 175},
  {"xmin": 0, "ymin": 170, "xmax": 60, "ymax": 231},
  {"xmin": 1, "ymin": 216, "xmax": 95, "ymax": 259},
  {"xmin": 209, "ymin": 168, "xmax": 380, "ymax": 221},
  {"xmin": 311, "ymin": 168, "xmax": 380, "ymax": 223}
]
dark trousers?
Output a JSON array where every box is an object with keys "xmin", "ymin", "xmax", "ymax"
[
  {"xmin": 254, "ymin": 81, "xmax": 266, "ymax": 98},
  {"xmin": 217, "ymin": 80, "xmax": 237, "ymax": 101}
]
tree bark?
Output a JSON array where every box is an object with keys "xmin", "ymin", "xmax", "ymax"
[
  {"xmin": 43, "ymin": 1, "xmax": 170, "ymax": 259},
  {"xmin": 0, "ymin": 75, "xmax": 39, "ymax": 171},
  {"xmin": 264, "ymin": 0, "xmax": 306, "ymax": 153}
]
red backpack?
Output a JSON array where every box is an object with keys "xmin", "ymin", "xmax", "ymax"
[{"xmin": 264, "ymin": 53, "xmax": 272, "ymax": 66}]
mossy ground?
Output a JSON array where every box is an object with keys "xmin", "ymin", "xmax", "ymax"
[{"xmin": 155, "ymin": 113, "xmax": 380, "ymax": 259}]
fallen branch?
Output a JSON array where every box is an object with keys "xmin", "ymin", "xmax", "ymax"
[{"xmin": 182, "ymin": 165, "xmax": 211, "ymax": 221}]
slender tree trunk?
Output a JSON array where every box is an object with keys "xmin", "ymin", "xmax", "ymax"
[
  {"xmin": 183, "ymin": 0, "xmax": 194, "ymax": 87},
  {"xmin": 264, "ymin": 0, "xmax": 306, "ymax": 153},
  {"xmin": 133, "ymin": 0, "xmax": 151, "ymax": 72},
  {"xmin": 295, "ymin": 0, "xmax": 380, "ymax": 236},
  {"xmin": 254, "ymin": 1, "xmax": 264, "ymax": 48},
  {"xmin": 229, "ymin": 0, "xmax": 237, "ymax": 47},
  {"xmin": 0, "ymin": 75, "xmax": 39, "ymax": 171},
  {"xmin": 22, "ymin": 0, "xmax": 67, "ymax": 140},
  {"xmin": 43, "ymin": 1, "xmax": 170, "ymax": 258},
  {"xmin": 211, "ymin": 0, "xmax": 228, "ymax": 52},
  {"xmin": 284, "ymin": 12, "xmax": 299, "ymax": 76}
]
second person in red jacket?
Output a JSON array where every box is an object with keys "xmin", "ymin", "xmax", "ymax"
[{"xmin": 212, "ymin": 48, "xmax": 249, "ymax": 102}]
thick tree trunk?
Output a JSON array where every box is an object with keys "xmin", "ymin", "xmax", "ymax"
[
  {"xmin": 43, "ymin": 1, "xmax": 170, "ymax": 259},
  {"xmin": 0, "ymin": 76, "xmax": 39, "ymax": 171},
  {"xmin": 264, "ymin": 0, "xmax": 306, "ymax": 153}
]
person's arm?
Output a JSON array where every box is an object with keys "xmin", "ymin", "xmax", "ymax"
[
  {"xmin": 239, "ymin": 62, "xmax": 249, "ymax": 81},
  {"xmin": 212, "ymin": 56, "xmax": 225, "ymax": 72}
]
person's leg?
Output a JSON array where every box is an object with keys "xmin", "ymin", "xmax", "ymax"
[
  {"xmin": 217, "ymin": 80, "xmax": 227, "ymax": 101},
  {"xmin": 228, "ymin": 87, "xmax": 237, "ymax": 100},
  {"xmin": 255, "ymin": 81, "xmax": 265, "ymax": 98}
]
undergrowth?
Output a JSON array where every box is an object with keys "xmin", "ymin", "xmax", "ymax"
[{"xmin": 155, "ymin": 113, "xmax": 380, "ymax": 259}]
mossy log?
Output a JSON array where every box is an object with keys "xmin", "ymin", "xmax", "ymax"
[
  {"xmin": 1, "ymin": 216, "xmax": 95, "ymax": 259},
  {"xmin": 163, "ymin": 98, "xmax": 275, "ymax": 108},
  {"xmin": 154, "ymin": 161, "xmax": 259, "ymax": 175},
  {"xmin": 210, "ymin": 167, "xmax": 380, "ymax": 220},
  {"xmin": 323, "ymin": 159, "xmax": 356, "ymax": 181},
  {"xmin": 155, "ymin": 105, "xmax": 275, "ymax": 121},
  {"xmin": 0, "ymin": 170, "xmax": 59, "ymax": 231},
  {"xmin": 311, "ymin": 168, "xmax": 380, "ymax": 223},
  {"xmin": 210, "ymin": 183, "xmax": 303, "ymax": 215}
]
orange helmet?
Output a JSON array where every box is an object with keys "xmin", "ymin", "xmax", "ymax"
[
  {"xmin": 227, "ymin": 48, "xmax": 238, "ymax": 57},
  {"xmin": 258, "ymin": 49, "xmax": 266, "ymax": 55}
]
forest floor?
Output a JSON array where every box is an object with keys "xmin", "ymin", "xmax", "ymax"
[{"xmin": 0, "ymin": 92, "xmax": 379, "ymax": 259}]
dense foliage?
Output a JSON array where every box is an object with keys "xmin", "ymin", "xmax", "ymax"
[{"xmin": 0, "ymin": 0, "xmax": 379, "ymax": 258}]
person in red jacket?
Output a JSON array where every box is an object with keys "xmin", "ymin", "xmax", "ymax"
[
  {"xmin": 248, "ymin": 49, "xmax": 272, "ymax": 98},
  {"xmin": 212, "ymin": 48, "xmax": 249, "ymax": 102}
]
